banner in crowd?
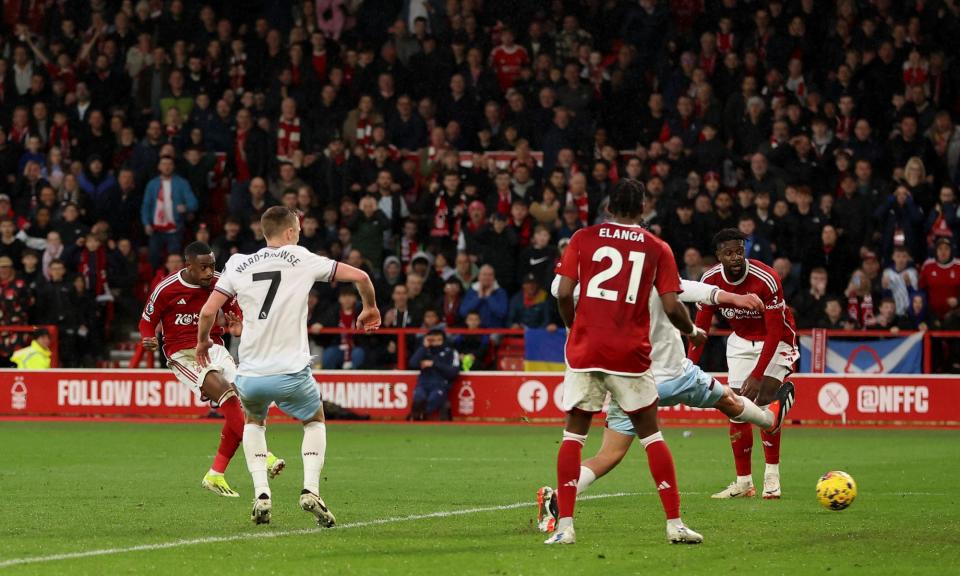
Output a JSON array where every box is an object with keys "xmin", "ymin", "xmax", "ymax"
[
  {"xmin": 2, "ymin": 370, "xmax": 956, "ymax": 427},
  {"xmin": 523, "ymin": 328, "xmax": 566, "ymax": 371},
  {"xmin": 799, "ymin": 332, "xmax": 924, "ymax": 373}
]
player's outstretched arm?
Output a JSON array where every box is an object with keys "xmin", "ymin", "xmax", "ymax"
[
  {"xmin": 660, "ymin": 291, "xmax": 707, "ymax": 347},
  {"xmin": 556, "ymin": 274, "xmax": 577, "ymax": 328},
  {"xmin": 197, "ymin": 290, "xmax": 229, "ymax": 367},
  {"xmin": 334, "ymin": 263, "xmax": 381, "ymax": 332}
]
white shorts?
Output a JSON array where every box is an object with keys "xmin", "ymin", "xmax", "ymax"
[
  {"xmin": 562, "ymin": 368, "xmax": 657, "ymax": 413},
  {"xmin": 726, "ymin": 333, "xmax": 798, "ymax": 389},
  {"xmin": 167, "ymin": 345, "xmax": 237, "ymax": 393}
]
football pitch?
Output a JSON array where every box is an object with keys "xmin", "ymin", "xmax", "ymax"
[{"xmin": 1, "ymin": 421, "xmax": 958, "ymax": 575}]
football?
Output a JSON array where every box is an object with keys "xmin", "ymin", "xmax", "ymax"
[{"xmin": 816, "ymin": 471, "xmax": 858, "ymax": 510}]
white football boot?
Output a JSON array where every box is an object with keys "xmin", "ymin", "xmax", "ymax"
[
  {"xmin": 251, "ymin": 493, "xmax": 272, "ymax": 525},
  {"xmin": 543, "ymin": 525, "xmax": 576, "ymax": 545},
  {"xmin": 763, "ymin": 472, "xmax": 781, "ymax": 499},
  {"xmin": 300, "ymin": 489, "xmax": 337, "ymax": 527},
  {"xmin": 667, "ymin": 523, "xmax": 704, "ymax": 544},
  {"xmin": 711, "ymin": 479, "xmax": 756, "ymax": 499}
]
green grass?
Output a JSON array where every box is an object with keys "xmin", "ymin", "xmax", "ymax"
[{"xmin": 1, "ymin": 422, "xmax": 958, "ymax": 575}]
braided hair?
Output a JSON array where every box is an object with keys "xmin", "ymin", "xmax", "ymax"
[{"xmin": 607, "ymin": 178, "xmax": 646, "ymax": 219}]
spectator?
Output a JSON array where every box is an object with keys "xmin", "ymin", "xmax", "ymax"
[
  {"xmin": 454, "ymin": 311, "xmax": 490, "ymax": 371},
  {"xmin": 0, "ymin": 256, "xmax": 31, "ymax": 365},
  {"xmin": 459, "ymin": 264, "xmax": 507, "ymax": 328},
  {"xmin": 882, "ymin": 247, "xmax": 920, "ymax": 316},
  {"xmin": 11, "ymin": 328, "xmax": 52, "ymax": 370},
  {"xmin": 141, "ymin": 156, "xmax": 198, "ymax": 269},
  {"xmin": 818, "ymin": 297, "xmax": 856, "ymax": 330},
  {"xmin": 407, "ymin": 328, "xmax": 460, "ymax": 421},
  {"xmin": 508, "ymin": 273, "xmax": 555, "ymax": 329},
  {"xmin": 321, "ymin": 286, "xmax": 371, "ymax": 369},
  {"xmin": 920, "ymin": 238, "xmax": 960, "ymax": 324},
  {"xmin": 738, "ymin": 214, "xmax": 773, "ymax": 265},
  {"xmin": 794, "ymin": 267, "xmax": 832, "ymax": 329}
]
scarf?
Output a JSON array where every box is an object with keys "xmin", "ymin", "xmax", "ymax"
[
  {"xmin": 42, "ymin": 244, "xmax": 64, "ymax": 280},
  {"xmin": 496, "ymin": 189, "xmax": 512, "ymax": 216},
  {"xmin": 442, "ymin": 295, "xmax": 460, "ymax": 326},
  {"xmin": 400, "ymin": 237, "xmax": 419, "ymax": 266},
  {"xmin": 229, "ymin": 52, "xmax": 247, "ymax": 92},
  {"xmin": 153, "ymin": 178, "xmax": 177, "ymax": 232},
  {"xmin": 49, "ymin": 123, "xmax": 70, "ymax": 160},
  {"xmin": 567, "ymin": 192, "xmax": 589, "ymax": 225},
  {"xmin": 234, "ymin": 129, "xmax": 250, "ymax": 182},
  {"xmin": 80, "ymin": 247, "xmax": 108, "ymax": 296},
  {"xmin": 277, "ymin": 116, "xmax": 301, "ymax": 159},
  {"xmin": 523, "ymin": 288, "xmax": 547, "ymax": 308},
  {"xmin": 432, "ymin": 193, "xmax": 463, "ymax": 238},
  {"xmin": 847, "ymin": 293, "xmax": 874, "ymax": 327},
  {"xmin": 338, "ymin": 307, "xmax": 356, "ymax": 361}
]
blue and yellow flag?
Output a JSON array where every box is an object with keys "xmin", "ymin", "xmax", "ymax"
[{"xmin": 523, "ymin": 328, "xmax": 567, "ymax": 371}]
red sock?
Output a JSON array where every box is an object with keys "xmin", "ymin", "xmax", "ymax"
[
  {"xmin": 556, "ymin": 432, "xmax": 586, "ymax": 520},
  {"xmin": 641, "ymin": 432, "xmax": 680, "ymax": 520},
  {"xmin": 211, "ymin": 424, "xmax": 241, "ymax": 473},
  {"xmin": 219, "ymin": 395, "xmax": 245, "ymax": 438},
  {"xmin": 760, "ymin": 428, "xmax": 781, "ymax": 465},
  {"xmin": 211, "ymin": 395, "xmax": 245, "ymax": 474},
  {"xmin": 730, "ymin": 421, "xmax": 754, "ymax": 476}
]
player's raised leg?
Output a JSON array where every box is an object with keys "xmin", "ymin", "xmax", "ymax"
[{"xmin": 200, "ymin": 371, "xmax": 243, "ymax": 497}]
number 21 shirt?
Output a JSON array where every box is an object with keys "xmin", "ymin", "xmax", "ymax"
[{"xmin": 556, "ymin": 223, "xmax": 681, "ymax": 376}]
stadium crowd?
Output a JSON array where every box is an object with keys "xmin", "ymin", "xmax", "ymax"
[{"xmin": 1, "ymin": 0, "xmax": 960, "ymax": 370}]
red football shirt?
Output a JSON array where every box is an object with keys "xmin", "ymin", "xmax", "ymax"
[
  {"xmin": 689, "ymin": 259, "xmax": 797, "ymax": 379},
  {"xmin": 138, "ymin": 270, "xmax": 240, "ymax": 357},
  {"xmin": 489, "ymin": 44, "xmax": 529, "ymax": 91},
  {"xmin": 919, "ymin": 258, "xmax": 960, "ymax": 318},
  {"xmin": 556, "ymin": 222, "xmax": 681, "ymax": 375}
]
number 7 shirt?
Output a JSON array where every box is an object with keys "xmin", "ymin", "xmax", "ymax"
[{"xmin": 556, "ymin": 223, "xmax": 681, "ymax": 376}]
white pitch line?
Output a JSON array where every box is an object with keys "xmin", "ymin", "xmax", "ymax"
[{"xmin": 0, "ymin": 491, "xmax": 640, "ymax": 569}]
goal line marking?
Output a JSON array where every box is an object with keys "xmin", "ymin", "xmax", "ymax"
[{"xmin": 0, "ymin": 491, "xmax": 640, "ymax": 569}]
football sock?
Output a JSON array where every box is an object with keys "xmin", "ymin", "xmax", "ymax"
[
  {"xmin": 735, "ymin": 395, "xmax": 773, "ymax": 429},
  {"xmin": 729, "ymin": 421, "xmax": 754, "ymax": 477},
  {"xmin": 243, "ymin": 423, "xmax": 270, "ymax": 497},
  {"xmin": 302, "ymin": 421, "xmax": 327, "ymax": 495},
  {"xmin": 576, "ymin": 466, "xmax": 597, "ymax": 495},
  {"xmin": 765, "ymin": 463, "xmax": 780, "ymax": 475},
  {"xmin": 761, "ymin": 428, "xmax": 781, "ymax": 465},
  {"xmin": 211, "ymin": 424, "xmax": 242, "ymax": 474},
  {"xmin": 556, "ymin": 431, "xmax": 586, "ymax": 522},
  {"xmin": 640, "ymin": 431, "xmax": 681, "ymax": 520},
  {"xmin": 218, "ymin": 393, "xmax": 245, "ymax": 439}
]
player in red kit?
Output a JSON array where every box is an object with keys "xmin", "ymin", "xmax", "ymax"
[
  {"xmin": 688, "ymin": 229, "xmax": 799, "ymax": 500},
  {"xmin": 139, "ymin": 241, "xmax": 284, "ymax": 497},
  {"xmin": 547, "ymin": 180, "xmax": 705, "ymax": 545}
]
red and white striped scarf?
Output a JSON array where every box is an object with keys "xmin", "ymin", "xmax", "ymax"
[
  {"xmin": 277, "ymin": 116, "xmax": 301, "ymax": 159},
  {"xmin": 229, "ymin": 53, "xmax": 247, "ymax": 92}
]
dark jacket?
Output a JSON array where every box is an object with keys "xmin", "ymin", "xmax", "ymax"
[{"xmin": 409, "ymin": 342, "xmax": 460, "ymax": 390}]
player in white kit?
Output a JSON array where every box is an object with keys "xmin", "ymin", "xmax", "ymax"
[
  {"xmin": 197, "ymin": 207, "xmax": 380, "ymax": 525},
  {"xmin": 535, "ymin": 276, "xmax": 796, "ymax": 532}
]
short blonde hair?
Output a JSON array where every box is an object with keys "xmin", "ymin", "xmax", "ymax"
[{"xmin": 260, "ymin": 206, "xmax": 298, "ymax": 239}]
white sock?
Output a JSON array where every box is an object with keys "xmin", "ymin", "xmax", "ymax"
[
  {"xmin": 302, "ymin": 421, "xmax": 327, "ymax": 495},
  {"xmin": 576, "ymin": 466, "xmax": 597, "ymax": 495},
  {"xmin": 666, "ymin": 517, "xmax": 684, "ymax": 529},
  {"xmin": 243, "ymin": 423, "xmax": 270, "ymax": 497},
  {"xmin": 737, "ymin": 475, "xmax": 753, "ymax": 486},
  {"xmin": 765, "ymin": 463, "xmax": 780, "ymax": 476},
  {"xmin": 206, "ymin": 469, "xmax": 222, "ymax": 476},
  {"xmin": 557, "ymin": 517, "xmax": 574, "ymax": 530},
  {"xmin": 638, "ymin": 431, "xmax": 664, "ymax": 448},
  {"xmin": 736, "ymin": 395, "xmax": 774, "ymax": 429}
]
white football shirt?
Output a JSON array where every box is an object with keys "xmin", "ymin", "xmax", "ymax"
[
  {"xmin": 215, "ymin": 245, "xmax": 337, "ymax": 376},
  {"xmin": 551, "ymin": 276, "xmax": 718, "ymax": 382}
]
